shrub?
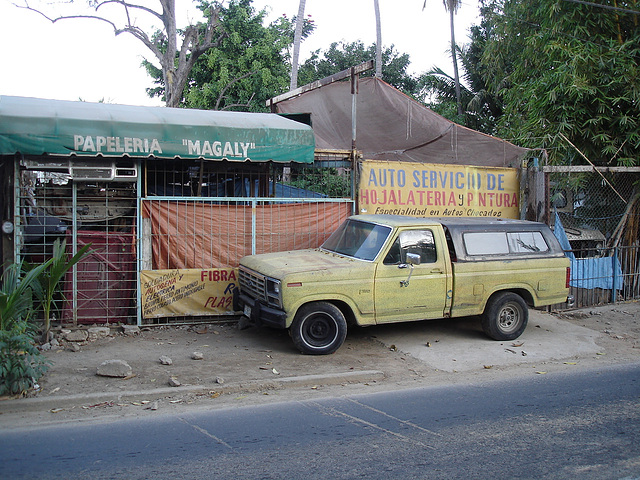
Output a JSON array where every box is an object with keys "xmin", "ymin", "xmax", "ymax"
[
  {"xmin": 0, "ymin": 239, "xmax": 90, "ymax": 395},
  {"xmin": 0, "ymin": 261, "xmax": 50, "ymax": 396},
  {"xmin": 0, "ymin": 325, "xmax": 51, "ymax": 396}
]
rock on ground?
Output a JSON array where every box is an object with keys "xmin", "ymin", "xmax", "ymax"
[
  {"xmin": 65, "ymin": 330, "xmax": 88, "ymax": 342},
  {"xmin": 96, "ymin": 359, "xmax": 132, "ymax": 378},
  {"xmin": 122, "ymin": 325, "xmax": 141, "ymax": 336},
  {"xmin": 88, "ymin": 327, "xmax": 110, "ymax": 341},
  {"xmin": 159, "ymin": 355, "xmax": 173, "ymax": 365}
]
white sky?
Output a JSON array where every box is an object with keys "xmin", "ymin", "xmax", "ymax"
[{"xmin": 0, "ymin": 0, "xmax": 480, "ymax": 107}]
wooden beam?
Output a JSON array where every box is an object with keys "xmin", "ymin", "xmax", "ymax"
[
  {"xmin": 542, "ymin": 165, "xmax": 640, "ymax": 173},
  {"xmin": 267, "ymin": 60, "xmax": 374, "ymax": 107}
]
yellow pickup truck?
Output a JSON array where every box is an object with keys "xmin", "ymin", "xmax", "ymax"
[{"xmin": 234, "ymin": 215, "xmax": 573, "ymax": 354}]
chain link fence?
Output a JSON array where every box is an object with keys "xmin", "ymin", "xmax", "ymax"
[{"xmin": 549, "ymin": 170, "xmax": 640, "ymax": 307}]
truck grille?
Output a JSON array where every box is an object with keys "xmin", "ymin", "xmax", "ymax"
[{"xmin": 239, "ymin": 266, "xmax": 267, "ymax": 302}]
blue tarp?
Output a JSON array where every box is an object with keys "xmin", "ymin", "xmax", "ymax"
[{"xmin": 554, "ymin": 212, "xmax": 623, "ymax": 290}]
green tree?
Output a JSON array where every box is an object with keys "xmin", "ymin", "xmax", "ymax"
[
  {"xmin": 147, "ymin": 0, "xmax": 315, "ymax": 111},
  {"xmin": 298, "ymin": 41, "xmax": 420, "ymax": 97},
  {"xmin": 19, "ymin": 0, "xmax": 225, "ymax": 108},
  {"xmin": 418, "ymin": 14, "xmax": 503, "ymax": 134},
  {"xmin": 424, "ymin": 0, "xmax": 464, "ymax": 116},
  {"xmin": 482, "ymin": 0, "xmax": 640, "ymax": 166}
]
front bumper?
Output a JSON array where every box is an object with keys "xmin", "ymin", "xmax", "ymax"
[{"xmin": 233, "ymin": 289, "xmax": 287, "ymax": 329}]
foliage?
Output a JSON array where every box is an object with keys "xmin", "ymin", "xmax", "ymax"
[
  {"xmin": 0, "ymin": 327, "xmax": 50, "ymax": 396},
  {"xmin": 418, "ymin": 14, "xmax": 504, "ymax": 134},
  {"xmin": 31, "ymin": 239, "xmax": 92, "ymax": 342},
  {"xmin": 422, "ymin": 89, "xmax": 467, "ymax": 125},
  {"xmin": 440, "ymin": 0, "xmax": 464, "ymax": 116},
  {"xmin": 480, "ymin": 0, "xmax": 640, "ymax": 166},
  {"xmin": 0, "ymin": 240, "xmax": 90, "ymax": 395},
  {"xmin": 18, "ymin": 0, "xmax": 224, "ymax": 108},
  {"xmin": 0, "ymin": 262, "xmax": 45, "ymax": 332},
  {"xmin": 0, "ymin": 262, "xmax": 50, "ymax": 396},
  {"xmin": 285, "ymin": 168, "xmax": 351, "ymax": 198},
  {"xmin": 147, "ymin": 0, "xmax": 315, "ymax": 111},
  {"xmin": 298, "ymin": 40, "xmax": 420, "ymax": 97}
]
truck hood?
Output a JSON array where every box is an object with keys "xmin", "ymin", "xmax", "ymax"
[{"xmin": 240, "ymin": 249, "xmax": 366, "ymax": 279}]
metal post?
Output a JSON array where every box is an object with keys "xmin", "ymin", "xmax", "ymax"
[
  {"xmin": 350, "ymin": 67, "xmax": 358, "ymax": 155},
  {"xmin": 251, "ymin": 199, "xmax": 257, "ymax": 255},
  {"xmin": 612, "ymin": 248, "xmax": 618, "ymax": 303},
  {"xmin": 12, "ymin": 156, "xmax": 21, "ymax": 265},
  {"xmin": 136, "ymin": 162, "xmax": 143, "ymax": 326},
  {"xmin": 351, "ymin": 67, "xmax": 359, "ymax": 216},
  {"xmin": 72, "ymin": 181, "xmax": 78, "ymax": 326}
]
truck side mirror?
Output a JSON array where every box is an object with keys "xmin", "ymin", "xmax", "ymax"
[
  {"xmin": 398, "ymin": 252, "xmax": 421, "ymax": 287},
  {"xmin": 405, "ymin": 252, "xmax": 421, "ymax": 266}
]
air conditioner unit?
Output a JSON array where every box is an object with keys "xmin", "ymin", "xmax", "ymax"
[
  {"xmin": 22, "ymin": 158, "xmax": 139, "ymax": 182},
  {"xmin": 69, "ymin": 160, "xmax": 138, "ymax": 182}
]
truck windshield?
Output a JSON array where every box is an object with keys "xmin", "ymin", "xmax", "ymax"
[{"xmin": 321, "ymin": 219, "xmax": 392, "ymax": 261}]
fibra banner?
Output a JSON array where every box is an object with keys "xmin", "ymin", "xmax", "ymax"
[
  {"xmin": 141, "ymin": 268, "xmax": 238, "ymax": 319},
  {"xmin": 359, "ymin": 161, "xmax": 519, "ymax": 218}
]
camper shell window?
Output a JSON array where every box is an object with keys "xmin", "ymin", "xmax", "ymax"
[{"xmin": 463, "ymin": 231, "xmax": 550, "ymax": 256}]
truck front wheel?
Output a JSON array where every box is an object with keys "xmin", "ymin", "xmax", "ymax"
[
  {"xmin": 291, "ymin": 302, "xmax": 347, "ymax": 355},
  {"xmin": 481, "ymin": 292, "xmax": 528, "ymax": 340}
]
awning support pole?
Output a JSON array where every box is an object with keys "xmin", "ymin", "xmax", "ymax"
[
  {"xmin": 72, "ymin": 181, "xmax": 78, "ymax": 326},
  {"xmin": 350, "ymin": 67, "xmax": 358, "ymax": 156},
  {"xmin": 251, "ymin": 199, "xmax": 257, "ymax": 255}
]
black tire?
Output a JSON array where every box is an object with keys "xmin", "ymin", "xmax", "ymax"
[
  {"xmin": 481, "ymin": 292, "xmax": 528, "ymax": 341},
  {"xmin": 290, "ymin": 302, "xmax": 347, "ymax": 355}
]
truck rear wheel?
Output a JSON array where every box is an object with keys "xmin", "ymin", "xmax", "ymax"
[
  {"xmin": 291, "ymin": 302, "xmax": 347, "ymax": 355},
  {"xmin": 481, "ymin": 292, "xmax": 528, "ymax": 340}
]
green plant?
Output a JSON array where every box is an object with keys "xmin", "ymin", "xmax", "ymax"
[
  {"xmin": 0, "ymin": 325, "xmax": 51, "ymax": 396},
  {"xmin": 0, "ymin": 261, "xmax": 50, "ymax": 396},
  {"xmin": 0, "ymin": 261, "xmax": 48, "ymax": 332},
  {"xmin": 0, "ymin": 239, "xmax": 90, "ymax": 395},
  {"xmin": 286, "ymin": 167, "xmax": 352, "ymax": 197},
  {"xmin": 32, "ymin": 239, "xmax": 91, "ymax": 343}
]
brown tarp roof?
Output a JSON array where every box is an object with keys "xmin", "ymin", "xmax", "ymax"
[{"xmin": 275, "ymin": 77, "xmax": 528, "ymax": 168}]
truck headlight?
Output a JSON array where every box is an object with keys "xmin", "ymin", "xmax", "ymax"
[{"xmin": 266, "ymin": 278, "xmax": 282, "ymax": 308}]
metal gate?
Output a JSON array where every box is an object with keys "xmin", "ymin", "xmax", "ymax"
[{"xmin": 15, "ymin": 155, "xmax": 355, "ymax": 326}]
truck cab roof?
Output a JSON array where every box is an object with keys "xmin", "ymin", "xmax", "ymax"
[{"xmin": 351, "ymin": 214, "xmax": 566, "ymax": 262}]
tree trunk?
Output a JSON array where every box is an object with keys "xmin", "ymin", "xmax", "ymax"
[
  {"xmin": 161, "ymin": 0, "xmax": 179, "ymax": 107},
  {"xmin": 290, "ymin": 0, "xmax": 306, "ymax": 90},
  {"xmin": 449, "ymin": 7, "xmax": 463, "ymax": 116},
  {"xmin": 374, "ymin": 0, "xmax": 382, "ymax": 78}
]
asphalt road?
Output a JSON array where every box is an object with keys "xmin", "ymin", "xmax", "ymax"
[{"xmin": 2, "ymin": 362, "xmax": 639, "ymax": 480}]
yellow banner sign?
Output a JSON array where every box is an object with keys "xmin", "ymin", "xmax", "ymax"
[
  {"xmin": 141, "ymin": 269, "xmax": 238, "ymax": 319},
  {"xmin": 359, "ymin": 161, "xmax": 519, "ymax": 218}
]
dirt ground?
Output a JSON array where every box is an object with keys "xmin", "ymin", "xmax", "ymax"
[
  {"xmin": 2, "ymin": 301, "xmax": 639, "ymax": 426},
  {"xmin": 34, "ymin": 318, "xmax": 430, "ymax": 399},
  {"xmin": 554, "ymin": 301, "xmax": 640, "ymax": 363}
]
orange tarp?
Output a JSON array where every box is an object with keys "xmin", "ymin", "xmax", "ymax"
[{"xmin": 142, "ymin": 201, "xmax": 351, "ymax": 269}]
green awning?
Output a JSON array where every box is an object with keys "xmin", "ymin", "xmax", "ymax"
[{"xmin": 0, "ymin": 96, "xmax": 315, "ymax": 163}]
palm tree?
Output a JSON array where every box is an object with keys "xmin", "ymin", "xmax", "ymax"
[
  {"xmin": 290, "ymin": 0, "xmax": 307, "ymax": 90},
  {"xmin": 424, "ymin": 0, "xmax": 463, "ymax": 115}
]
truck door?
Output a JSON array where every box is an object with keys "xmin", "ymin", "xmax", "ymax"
[{"xmin": 374, "ymin": 229, "xmax": 449, "ymax": 323}]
